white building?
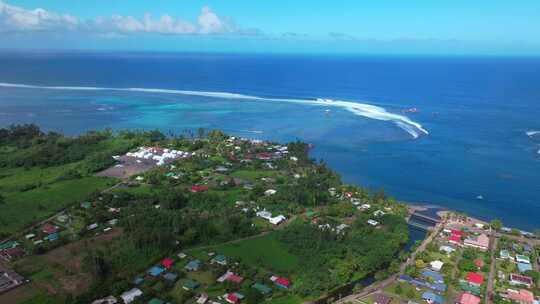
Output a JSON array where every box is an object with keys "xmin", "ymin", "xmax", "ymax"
[
  {"xmin": 430, "ymin": 260, "xmax": 444, "ymax": 272},
  {"xmin": 120, "ymin": 288, "xmax": 142, "ymax": 304},
  {"xmin": 367, "ymin": 219, "xmax": 379, "ymax": 226}
]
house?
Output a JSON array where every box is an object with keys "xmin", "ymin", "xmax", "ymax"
[
  {"xmin": 120, "ymin": 288, "xmax": 143, "ymax": 304},
  {"xmin": 464, "ymin": 234, "xmax": 489, "ymax": 251},
  {"xmin": 374, "ymin": 293, "xmax": 392, "ymax": 304},
  {"xmin": 466, "ymin": 272, "xmax": 484, "ymax": 286},
  {"xmin": 252, "ymin": 283, "xmax": 272, "ymax": 295},
  {"xmin": 440, "ymin": 245, "xmax": 456, "ymax": 254},
  {"xmin": 473, "ymin": 259, "xmax": 484, "ymax": 269},
  {"xmin": 178, "ymin": 252, "xmax": 187, "ymax": 259},
  {"xmin": 0, "ymin": 246, "xmax": 25, "ymax": 261},
  {"xmin": 191, "ymin": 185, "xmax": 209, "ymax": 193},
  {"xmin": 225, "ymin": 293, "xmax": 245, "ymax": 304},
  {"xmin": 373, "ymin": 210, "xmax": 386, "ymax": 217},
  {"xmin": 91, "ymin": 296, "xmax": 118, "ymax": 304},
  {"xmin": 47, "ymin": 233, "xmax": 59, "ymax": 242},
  {"xmin": 430, "ymin": 260, "xmax": 444, "ymax": 272},
  {"xmin": 133, "ymin": 277, "xmax": 144, "ymax": 285},
  {"xmin": 87, "ymin": 223, "xmax": 99, "ymax": 231},
  {"xmin": 500, "ymin": 249, "xmax": 512, "ymax": 259},
  {"xmin": 147, "ymin": 266, "xmax": 165, "ymax": 277},
  {"xmin": 457, "ymin": 292, "xmax": 481, "ymax": 304},
  {"xmin": 180, "ymin": 278, "xmax": 200, "ymax": 290},
  {"xmin": 211, "ymin": 254, "xmax": 227, "ymax": 266},
  {"xmin": 270, "ymin": 275, "xmax": 291, "ymax": 289},
  {"xmin": 196, "ymin": 294, "xmax": 209, "ymax": 304},
  {"xmin": 185, "ymin": 260, "xmax": 201, "ymax": 271},
  {"xmin": 217, "ymin": 271, "xmax": 243, "ymax": 284},
  {"xmin": 163, "ymin": 272, "xmax": 178, "ymax": 283},
  {"xmin": 449, "ymin": 235, "xmax": 462, "ymax": 245},
  {"xmin": 450, "ymin": 229, "xmax": 464, "ymax": 237},
  {"xmin": 517, "ymin": 262, "xmax": 532, "ymax": 273},
  {"xmin": 256, "ymin": 210, "xmax": 286, "ymax": 225},
  {"xmin": 41, "ymin": 223, "xmax": 58, "ymax": 235},
  {"xmin": 269, "ymin": 215, "xmax": 286, "ymax": 225},
  {"xmin": 422, "ymin": 291, "xmax": 444, "ymax": 304},
  {"xmin": 506, "ymin": 289, "xmax": 535, "ymax": 304},
  {"xmin": 226, "ymin": 273, "xmax": 244, "ymax": 284},
  {"xmin": 422, "ymin": 270, "xmax": 444, "ymax": 283},
  {"xmin": 509, "ymin": 274, "xmax": 533, "ymax": 288},
  {"xmin": 515, "ymin": 255, "xmax": 530, "ymax": 264},
  {"xmin": 367, "ymin": 219, "xmax": 379, "ymax": 226},
  {"xmin": 161, "ymin": 258, "xmax": 174, "ymax": 269},
  {"xmin": 264, "ymin": 189, "xmax": 277, "ymax": 196}
]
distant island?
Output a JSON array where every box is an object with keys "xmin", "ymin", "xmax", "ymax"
[{"xmin": 0, "ymin": 125, "xmax": 538, "ymax": 304}]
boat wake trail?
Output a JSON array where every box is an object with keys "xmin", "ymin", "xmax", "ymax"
[{"xmin": 0, "ymin": 82, "xmax": 429, "ymax": 139}]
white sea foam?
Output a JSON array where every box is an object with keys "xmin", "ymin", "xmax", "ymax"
[
  {"xmin": 526, "ymin": 130, "xmax": 540, "ymax": 137},
  {"xmin": 0, "ymin": 82, "xmax": 429, "ymax": 138}
]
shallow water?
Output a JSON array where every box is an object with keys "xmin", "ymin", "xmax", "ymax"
[{"xmin": 0, "ymin": 52, "xmax": 539, "ymax": 230}]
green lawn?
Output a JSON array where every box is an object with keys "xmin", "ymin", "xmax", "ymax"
[
  {"xmin": 204, "ymin": 233, "xmax": 300, "ymax": 273},
  {"xmin": 231, "ymin": 169, "xmax": 280, "ymax": 181},
  {"xmin": 0, "ymin": 176, "xmax": 115, "ymax": 234},
  {"xmin": 267, "ymin": 294, "xmax": 303, "ymax": 304}
]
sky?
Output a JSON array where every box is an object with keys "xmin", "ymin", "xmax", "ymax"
[{"xmin": 1, "ymin": 0, "xmax": 540, "ymax": 55}]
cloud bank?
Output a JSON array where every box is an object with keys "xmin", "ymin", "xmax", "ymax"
[{"xmin": 0, "ymin": 1, "xmax": 249, "ymax": 35}]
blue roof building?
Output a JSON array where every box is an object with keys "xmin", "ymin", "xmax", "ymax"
[
  {"xmin": 422, "ymin": 291, "xmax": 444, "ymax": 304},
  {"xmin": 422, "ymin": 269, "xmax": 444, "ymax": 283},
  {"xmin": 47, "ymin": 233, "xmax": 59, "ymax": 241},
  {"xmin": 148, "ymin": 266, "xmax": 166, "ymax": 277},
  {"xmin": 518, "ymin": 262, "xmax": 533, "ymax": 273},
  {"xmin": 185, "ymin": 259, "xmax": 201, "ymax": 271}
]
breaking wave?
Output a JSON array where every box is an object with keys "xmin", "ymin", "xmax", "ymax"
[
  {"xmin": 526, "ymin": 130, "xmax": 540, "ymax": 137},
  {"xmin": 0, "ymin": 82, "xmax": 429, "ymax": 139}
]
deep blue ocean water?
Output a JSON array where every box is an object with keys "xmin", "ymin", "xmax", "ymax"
[{"xmin": 0, "ymin": 51, "xmax": 539, "ymax": 230}]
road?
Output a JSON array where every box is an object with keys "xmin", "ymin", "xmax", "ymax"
[
  {"xmin": 334, "ymin": 222, "xmax": 443, "ymax": 304},
  {"xmin": 485, "ymin": 235, "xmax": 497, "ymax": 304}
]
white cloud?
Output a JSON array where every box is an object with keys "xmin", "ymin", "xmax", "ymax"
[
  {"xmin": 0, "ymin": 1, "xmax": 249, "ymax": 36},
  {"xmin": 0, "ymin": 0, "xmax": 79, "ymax": 32}
]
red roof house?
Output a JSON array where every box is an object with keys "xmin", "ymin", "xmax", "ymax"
[
  {"xmin": 257, "ymin": 152, "xmax": 272, "ymax": 160},
  {"xmin": 226, "ymin": 273, "xmax": 244, "ymax": 284},
  {"xmin": 507, "ymin": 289, "xmax": 534, "ymax": 304},
  {"xmin": 457, "ymin": 292, "xmax": 481, "ymax": 304},
  {"xmin": 275, "ymin": 277, "xmax": 291, "ymax": 289},
  {"xmin": 161, "ymin": 258, "xmax": 174, "ymax": 269},
  {"xmin": 449, "ymin": 235, "xmax": 462, "ymax": 244},
  {"xmin": 466, "ymin": 272, "xmax": 484, "ymax": 286},
  {"xmin": 41, "ymin": 223, "xmax": 58, "ymax": 235},
  {"xmin": 474, "ymin": 259, "xmax": 484, "ymax": 268},
  {"xmin": 450, "ymin": 229, "xmax": 464, "ymax": 237},
  {"xmin": 191, "ymin": 185, "xmax": 209, "ymax": 193},
  {"xmin": 226, "ymin": 293, "xmax": 239, "ymax": 304}
]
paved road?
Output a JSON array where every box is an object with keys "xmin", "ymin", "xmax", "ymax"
[
  {"xmin": 485, "ymin": 235, "xmax": 497, "ymax": 304},
  {"xmin": 334, "ymin": 222, "xmax": 443, "ymax": 304}
]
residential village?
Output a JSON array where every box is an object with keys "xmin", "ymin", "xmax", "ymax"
[
  {"xmin": 340, "ymin": 212, "xmax": 540, "ymax": 304},
  {"xmin": 0, "ymin": 128, "xmax": 539, "ymax": 304}
]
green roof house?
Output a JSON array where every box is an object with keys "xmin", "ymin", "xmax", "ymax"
[
  {"xmin": 181, "ymin": 279, "xmax": 200, "ymax": 290},
  {"xmin": 148, "ymin": 299, "xmax": 165, "ymax": 304},
  {"xmin": 252, "ymin": 283, "xmax": 272, "ymax": 295}
]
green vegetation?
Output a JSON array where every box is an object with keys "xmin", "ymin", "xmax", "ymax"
[{"xmin": 0, "ymin": 126, "xmax": 411, "ymax": 304}]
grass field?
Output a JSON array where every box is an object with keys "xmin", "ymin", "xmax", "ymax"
[
  {"xmin": 230, "ymin": 169, "xmax": 280, "ymax": 181},
  {"xmin": 192, "ymin": 233, "xmax": 300, "ymax": 273},
  {"xmin": 0, "ymin": 171, "xmax": 115, "ymax": 235}
]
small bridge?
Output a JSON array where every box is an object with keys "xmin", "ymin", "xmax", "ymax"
[
  {"xmin": 407, "ymin": 221, "xmax": 432, "ymax": 231},
  {"xmin": 409, "ymin": 212, "xmax": 441, "ymax": 225}
]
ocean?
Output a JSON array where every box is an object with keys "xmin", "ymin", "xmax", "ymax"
[{"xmin": 0, "ymin": 51, "xmax": 539, "ymax": 230}]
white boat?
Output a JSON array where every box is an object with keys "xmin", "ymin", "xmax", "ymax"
[{"xmin": 476, "ymin": 195, "xmax": 484, "ymax": 200}]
